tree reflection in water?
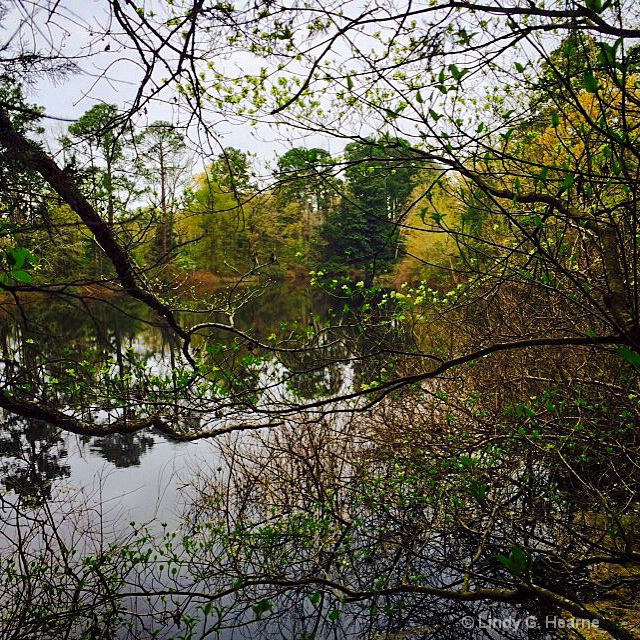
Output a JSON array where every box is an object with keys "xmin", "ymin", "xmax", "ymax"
[
  {"xmin": 0, "ymin": 415, "xmax": 69, "ymax": 507},
  {"xmin": 0, "ymin": 287, "xmax": 638, "ymax": 638},
  {"xmin": 83, "ymin": 432, "xmax": 156, "ymax": 468},
  {"xmin": 169, "ymin": 416, "xmax": 547, "ymax": 640},
  {"xmin": 0, "ymin": 393, "xmax": 638, "ymax": 639}
]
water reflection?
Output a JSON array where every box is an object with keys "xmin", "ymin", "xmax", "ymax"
[
  {"xmin": 0, "ymin": 281, "xmax": 413, "ymax": 449},
  {"xmin": 0, "ymin": 388, "xmax": 637, "ymax": 638},
  {"xmin": 0, "ymin": 414, "xmax": 69, "ymax": 506},
  {"xmin": 82, "ymin": 432, "xmax": 156, "ymax": 468},
  {"xmin": 3, "ymin": 284, "xmax": 614, "ymax": 638}
]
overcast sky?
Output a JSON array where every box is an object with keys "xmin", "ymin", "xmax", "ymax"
[{"xmin": 5, "ymin": 0, "xmax": 336, "ymax": 173}]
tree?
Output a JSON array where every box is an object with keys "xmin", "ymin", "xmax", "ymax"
[
  {"xmin": 3, "ymin": 0, "xmax": 640, "ymax": 500},
  {"xmin": 60, "ymin": 104, "xmax": 143, "ymax": 276},
  {"xmin": 0, "ymin": 77, "xmax": 47, "ymax": 285},
  {"xmin": 0, "ymin": 78, "xmax": 46, "ymax": 224},
  {"xmin": 134, "ymin": 121, "xmax": 188, "ymax": 263},
  {"xmin": 209, "ymin": 146, "xmax": 256, "ymax": 197},
  {"xmin": 177, "ymin": 149, "xmax": 256, "ymax": 274},
  {"xmin": 274, "ymin": 147, "xmax": 336, "ymax": 242},
  {"xmin": 321, "ymin": 137, "xmax": 420, "ymax": 281}
]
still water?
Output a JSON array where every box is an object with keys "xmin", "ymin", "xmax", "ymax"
[
  {"xmin": 0, "ymin": 283, "xmax": 385, "ymax": 638},
  {"xmin": 0, "ymin": 283, "xmax": 529, "ymax": 640},
  {"xmin": 0, "ymin": 282, "xmax": 336, "ymax": 522}
]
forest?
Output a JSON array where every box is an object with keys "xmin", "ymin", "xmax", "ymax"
[
  {"xmin": 2, "ymin": 88, "xmax": 435, "ymax": 287},
  {"xmin": 1, "ymin": 0, "xmax": 640, "ymax": 639}
]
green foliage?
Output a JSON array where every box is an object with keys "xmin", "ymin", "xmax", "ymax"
[
  {"xmin": 0, "ymin": 78, "xmax": 48, "ymax": 227},
  {"xmin": 177, "ymin": 150, "xmax": 260, "ymax": 274},
  {"xmin": 251, "ymin": 598, "xmax": 274, "ymax": 618},
  {"xmin": 617, "ymin": 346, "xmax": 640, "ymax": 368},
  {"xmin": 582, "ymin": 71, "xmax": 599, "ymax": 93},
  {"xmin": 275, "ymin": 147, "xmax": 336, "ymax": 234},
  {"xmin": 497, "ymin": 546, "xmax": 532, "ymax": 578},
  {"xmin": 134, "ymin": 121, "xmax": 187, "ymax": 263},
  {"xmin": 2, "ymin": 246, "xmax": 37, "ymax": 283},
  {"xmin": 65, "ymin": 104, "xmax": 132, "ymax": 225},
  {"xmin": 320, "ymin": 137, "xmax": 420, "ymax": 281},
  {"xmin": 210, "ymin": 146, "xmax": 256, "ymax": 195}
]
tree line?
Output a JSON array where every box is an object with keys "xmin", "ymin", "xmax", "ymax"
[{"xmin": 1, "ymin": 82, "xmax": 445, "ymax": 291}]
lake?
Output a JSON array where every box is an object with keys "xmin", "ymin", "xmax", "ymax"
[{"xmin": 0, "ymin": 282, "xmax": 587, "ymax": 639}]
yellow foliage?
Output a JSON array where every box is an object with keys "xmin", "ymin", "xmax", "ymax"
[{"xmin": 395, "ymin": 170, "xmax": 462, "ymax": 283}]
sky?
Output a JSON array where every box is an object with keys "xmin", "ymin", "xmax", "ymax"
[{"xmin": 4, "ymin": 0, "xmax": 333, "ymax": 173}]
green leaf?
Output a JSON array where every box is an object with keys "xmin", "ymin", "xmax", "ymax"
[
  {"xmin": 500, "ymin": 129, "xmax": 513, "ymax": 142},
  {"xmin": 346, "ymin": 75, "xmax": 354, "ymax": 90},
  {"xmin": 582, "ymin": 72, "xmax": 599, "ymax": 93},
  {"xmin": 514, "ymin": 62, "xmax": 525, "ymax": 73},
  {"xmin": 617, "ymin": 346, "xmax": 640, "ymax": 368},
  {"xmin": 415, "ymin": 90, "xmax": 424, "ymax": 103},
  {"xmin": 597, "ymin": 42, "xmax": 617, "ymax": 67},
  {"xmin": 560, "ymin": 172, "xmax": 575, "ymax": 192},
  {"xmin": 585, "ymin": 0, "xmax": 610, "ymax": 12},
  {"xmin": 428, "ymin": 109, "xmax": 441, "ymax": 121},
  {"xmin": 11, "ymin": 270, "xmax": 33, "ymax": 284},
  {"xmin": 535, "ymin": 167, "xmax": 549, "ymax": 182},
  {"xmin": 562, "ymin": 40, "xmax": 577, "ymax": 59},
  {"xmin": 449, "ymin": 64, "xmax": 467, "ymax": 81},
  {"xmin": 327, "ymin": 610, "xmax": 340, "ymax": 621},
  {"xmin": 252, "ymin": 599, "xmax": 273, "ymax": 618},
  {"xmin": 551, "ymin": 113, "xmax": 560, "ymax": 128},
  {"xmin": 497, "ymin": 546, "xmax": 531, "ymax": 576},
  {"xmin": 8, "ymin": 247, "xmax": 35, "ymax": 270},
  {"xmin": 468, "ymin": 480, "xmax": 488, "ymax": 501},
  {"xmin": 515, "ymin": 403, "xmax": 535, "ymax": 418},
  {"xmin": 509, "ymin": 547, "xmax": 528, "ymax": 574}
]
